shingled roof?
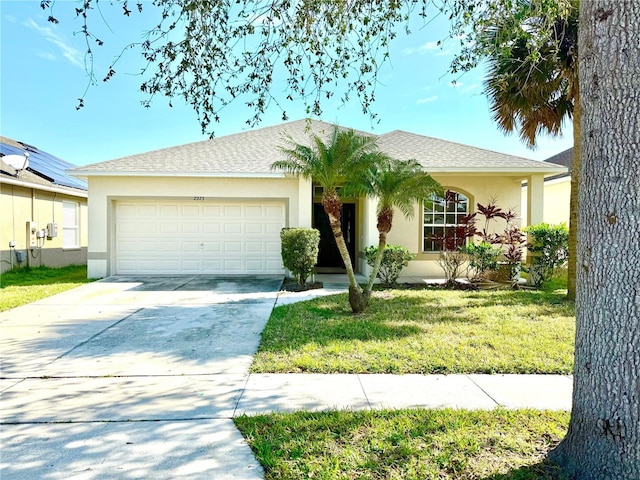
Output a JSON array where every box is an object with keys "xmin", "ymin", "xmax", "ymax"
[
  {"xmin": 69, "ymin": 119, "xmax": 566, "ymax": 177},
  {"xmin": 543, "ymin": 148, "xmax": 573, "ymax": 181}
]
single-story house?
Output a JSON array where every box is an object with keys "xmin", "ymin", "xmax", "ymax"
[
  {"xmin": 69, "ymin": 119, "xmax": 565, "ymax": 279},
  {"xmin": 521, "ymin": 148, "xmax": 572, "ymax": 226},
  {"xmin": 0, "ymin": 136, "xmax": 88, "ymax": 273}
]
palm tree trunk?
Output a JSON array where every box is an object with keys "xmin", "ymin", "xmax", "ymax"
[
  {"xmin": 567, "ymin": 81, "xmax": 580, "ymax": 300},
  {"xmin": 322, "ymin": 192, "xmax": 366, "ymax": 313},
  {"xmin": 365, "ymin": 206, "xmax": 394, "ymax": 295},
  {"xmin": 365, "ymin": 232, "xmax": 388, "ymax": 294}
]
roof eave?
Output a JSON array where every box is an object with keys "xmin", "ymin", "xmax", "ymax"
[
  {"xmin": 427, "ymin": 166, "xmax": 568, "ymax": 175},
  {"xmin": 0, "ymin": 176, "xmax": 88, "ymax": 198},
  {"xmin": 68, "ymin": 171, "xmax": 287, "ymax": 179}
]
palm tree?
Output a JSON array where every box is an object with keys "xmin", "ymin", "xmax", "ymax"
[
  {"xmin": 482, "ymin": 0, "xmax": 579, "ymax": 298},
  {"xmin": 272, "ymin": 125, "xmax": 378, "ymax": 313},
  {"xmin": 348, "ymin": 157, "xmax": 441, "ymax": 295}
]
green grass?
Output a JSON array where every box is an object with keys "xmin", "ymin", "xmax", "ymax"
[
  {"xmin": 252, "ymin": 285, "xmax": 575, "ymax": 374},
  {"xmin": 235, "ymin": 409, "xmax": 570, "ymax": 480},
  {"xmin": 0, "ymin": 265, "xmax": 94, "ymax": 311}
]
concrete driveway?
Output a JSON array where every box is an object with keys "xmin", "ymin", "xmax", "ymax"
[{"xmin": 1, "ymin": 275, "xmax": 282, "ymax": 480}]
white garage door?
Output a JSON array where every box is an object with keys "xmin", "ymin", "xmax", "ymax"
[{"xmin": 115, "ymin": 200, "xmax": 286, "ymax": 274}]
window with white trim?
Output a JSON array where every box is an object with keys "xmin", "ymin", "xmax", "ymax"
[
  {"xmin": 62, "ymin": 201, "xmax": 79, "ymax": 248},
  {"xmin": 423, "ymin": 191, "xmax": 470, "ymax": 252}
]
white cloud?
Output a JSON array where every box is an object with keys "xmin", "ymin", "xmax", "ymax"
[
  {"xmin": 417, "ymin": 95, "xmax": 439, "ymax": 104},
  {"xmin": 448, "ymin": 81, "xmax": 481, "ymax": 94},
  {"xmin": 24, "ymin": 18, "xmax": 84, "ymax": 69},
  {"xmin": 461, "ymin": 83, "xmax": 481, "ymax": 93},
  {"xmin": 37, "ymin": 52, "xmax": 58, "ymax": 61},
  {"xmin": 403, "ymin": 41, "xmax": 452, "ymax": 57}
]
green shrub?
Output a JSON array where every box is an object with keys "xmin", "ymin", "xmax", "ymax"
[
  {"xmin": 524, "ymin": 223, "xmax": 569, "ymax": 287},
  {"xmin": 365, "ymin": 245, "xmax": 415, "ymax": 287},
  {"xmin": 280, "ymin": 228, "xmax": 320, "ymax": 286},
  {"xmin": 459, "ymin": 241, "xmax": 502, "ymax": 280}
]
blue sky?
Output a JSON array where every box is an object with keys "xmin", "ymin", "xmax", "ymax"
[{"xmin": 1, "ymin": 1, "xmax": 573, "ymax": 166}]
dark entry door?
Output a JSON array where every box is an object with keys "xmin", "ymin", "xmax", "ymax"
[{"xmin": 313, "ymin": 203, "xmax": 356, "ymax": 271}]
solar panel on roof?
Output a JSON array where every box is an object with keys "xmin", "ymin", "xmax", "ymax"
[{"xmin": 0, "ymin": 142, "xmax": 87, "ymax": 190}]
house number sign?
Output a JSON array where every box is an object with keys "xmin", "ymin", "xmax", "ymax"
[{"xmin": 193, "ymin": 196, "xmax": 205, "ymax": 201}]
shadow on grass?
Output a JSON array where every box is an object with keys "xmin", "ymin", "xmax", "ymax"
[
  {"xmin": 264, "ymin": 290, "xmax": 574, "ymax": 350},
  {"xmin": 480, "ymin": 460, "xmax": 568, "ymax": 480},
  {"xmin": 265, "ymin": 301, "xmax": 424, "ymax": 350}
]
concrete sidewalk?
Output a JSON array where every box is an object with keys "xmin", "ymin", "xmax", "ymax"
[{"xmin": 235, "ymin": 373, "xmax": 573, "ymax": 414}]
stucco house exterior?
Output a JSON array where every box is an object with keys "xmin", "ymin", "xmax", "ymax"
[
  {"xmin": 1, "ymin": 136, "xmax": 88, "ymax": 273},
  {"xmin": 69, "ymin": 119, "xmax": 565, "ymax": 279},
  {"xmin": 521, "ymin": 148, "xmax": 572, "ymax": 227}
]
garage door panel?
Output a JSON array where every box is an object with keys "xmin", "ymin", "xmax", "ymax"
[
  {"xmin": 224, "ymin": 224, "xmax": 242, "ymax": 234},
  {"xmin": 160, "ymin": 205, "xmax": 179, "ymax": 216},
  {"xmin": 160, "ymin": 223, "xmax": 179, "ymax": 234},
  {"xmin": 223, "ymin": 259, "xmax": 243, "ymax": 271},
  {"xmin": 182, "ymin": 205, "xmax": 201, "ymax": 216},
  {"xmin": 203, "ymin": 242, "xmax": 222, "ymax": 252},
  {"xmin": 265, "ymin": 205, "xmax": 285, "ymax": 217},
  {"xmin": 265, "ymin": 241, "xmax": 281, "ymax": 254},
  {"xmin": 224, "ymin": 242, "xmax": 242, "ymax": 253},
  {"xmin": 115, "ymin": 200, "xmax": 285, "ymax": 274},
  {"xmin": 203, "ymin": 205, "xmax": 222, "ymax": 216},
  {"xmin": 265, "ymin": 223, "xmax": 283, "ymax": 234},
  {"xmin": 246, "ymin": 242, "xmax": 264, "ymax": 253},
  {"xmin": 203, "ymin": 223, "xmax": 221, "ymax": 234},
  {"xmin": 181, "ymin": 223, "xmax": 201, "ymax": 234},
  {"xmin": 245, "ymin": 223, "xmax": 263, "ymax": 234},
  {"xmin": 224, "ymin": 205, "xmax": 242, "ymax": 217},
  {"xmin": 245, "ymin": 205, "xmax": 263, "ymax": 216}
]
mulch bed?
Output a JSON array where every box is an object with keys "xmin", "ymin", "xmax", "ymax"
[{"xmin": 280, "ymin": 278, "xmax": 325, "ymax": 292}]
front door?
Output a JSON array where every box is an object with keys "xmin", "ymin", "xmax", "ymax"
[{"xmin": 313, "ymin": 202, "xmax": 356, "ymax": 271}]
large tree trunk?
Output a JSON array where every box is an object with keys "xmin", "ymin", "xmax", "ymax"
[
  {"xmin": 566, "ymin": 82, "xmax": 580, "ymax": 300},
  {"xmin": 322, "ymin": 192, "xmax": 366, "ymax": 313},
  {"xmin": 549, "ymin": 1, "xmax": 640, "ymax": 478}
]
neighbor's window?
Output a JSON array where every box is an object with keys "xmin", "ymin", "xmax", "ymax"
[
  {"xmin": 423, "ymin": 190, "xmax": 470, "ymax": 252},
  {"xmin": 62, "ymin": 201, "xmax": 79, "ymax": 248}
]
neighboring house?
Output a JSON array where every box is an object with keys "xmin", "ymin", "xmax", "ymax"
[
  {"xmin": 0, "ymin": 137, "xmax": 88, "ymax": 273},
  {"xmin": 69, "ymin": 119, "xmax": 565, "ymax": 279},
  {"xmin": 521, "ymin": 148, "xmax": 572, "ymax": 227}
]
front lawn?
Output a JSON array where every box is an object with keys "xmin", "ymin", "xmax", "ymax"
[
  {"xmin": 0, "ymin": 265, "xmax": 94, "ymax": 311},
  {"xmin": 252, "ymin": 286, "xmax": 575, "ymax": 374},
  {"xmin": 235, "ymin": 408, "xmax": 570, "ymax": 480}
]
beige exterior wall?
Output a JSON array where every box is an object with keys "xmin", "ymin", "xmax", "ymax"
[
  {"xmin": 86, "ymin": 172, "xmax": 545, "ymax": 279},
  {"xmin": 0, "ymin": 182, "xmax": 88, "ymax": 273},
  {"xmin": 521, "ymin": 177, "xmax": 571, "ymax": 226},
  {"xmin": 86, "ymin": 175, "xmax": 309, "ymax": 278},
  {"xmin": 384, "ymin": 174, "xmax": 526, "ymax": 278}
]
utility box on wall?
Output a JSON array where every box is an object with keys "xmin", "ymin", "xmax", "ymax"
[
  {"xmin": 47, "ymin": 222, "xmax": 58, "ymax": 239},
  {"xmin": 26, "ymin": 221, "xmax": 37, "ymax": 247}
]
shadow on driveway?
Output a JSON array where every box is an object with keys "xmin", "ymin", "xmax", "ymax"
[{"xmin": 0, "ymin": 275, "xmax": 282, "ymax": 480}]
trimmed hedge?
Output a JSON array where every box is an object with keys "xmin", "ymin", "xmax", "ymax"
[
  {"xmin": 524, "ymin": 223, "xmax": 569, "ymax": 287},
  {"xmin": 280, "ymin": 228, "xmax": 320, "ymax": 286},
  {"xmin": 365, "ymin": 244, "xmax": 415, "ymax": 286}
]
